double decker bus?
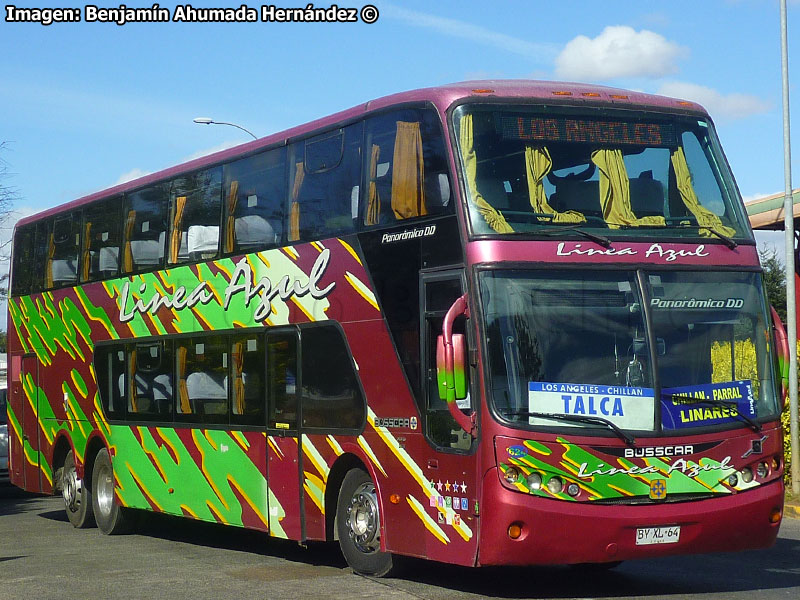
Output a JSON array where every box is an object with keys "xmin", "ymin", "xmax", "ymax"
[{"xmin": 6, "ymin": 81, "xmax": 788, "ymax": 575}]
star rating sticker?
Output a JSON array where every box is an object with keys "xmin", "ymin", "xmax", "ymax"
[
  {"xmin": 445, "ymin": 481, "xmax": 451, "ymax": 491},
  {"xmin": 436, "ymin": 480, "xmax": 443, "ymax": 491},
  {"xmin": 460, "ymin": 482, "xmax": 467, "ymax": 493}
]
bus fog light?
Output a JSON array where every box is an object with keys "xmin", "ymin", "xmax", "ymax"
[
  {"xmin": 757, "ymin": 463, "xmax": 769, "ymax": 479},
  {"xmin": 526, "ymin": 473, "xmax": 542, "ymax": 491},
  {"xmin": 566, "ymin": 483, "xmax": 580, "ymax": 497},
  {"xmin": 503, "ymin": 467, "xmax": 521, "ymax": 485},
  {"xmin": 740, "ymin": 467, "xmax": 754, "ymax": 483},
  {"xmin": 508, "ymin": 522, "xmax": 524, "ymax": 539},
  {"xmin": 546, "ymin": 477, "xmax": 564, "ymax": 494},
  {"xmin": 727, "ymin": 473, "xmax": 738, "ymax": 487}
]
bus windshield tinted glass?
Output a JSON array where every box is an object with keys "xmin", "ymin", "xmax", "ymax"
[
  {"xmin": 648, "ymin": 271, "xmax": 780, "ymax": 429},
  {"xmin": 480, "ymin": 270, "xmax": 779, "ymax": 434},
  {"xmin": 454, "ymin": 105, "xmax": 750, "ymax": 241}
]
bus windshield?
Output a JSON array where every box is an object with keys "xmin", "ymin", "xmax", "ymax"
[
  {"xmin": 480, "ymin": 269, "xmax": 780, "ymax": 434},
  {"xmin": 454, "ymin": 104, "xmax": 751, "ymax": 241}
]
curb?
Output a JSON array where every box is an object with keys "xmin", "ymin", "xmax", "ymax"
[{"xmin": 785, "ymin": 503, "xmax": 800, "ymax": 519}]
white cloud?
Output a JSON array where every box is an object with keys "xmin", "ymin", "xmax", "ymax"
[
  {"xmin": 114, "ymin": 168, "xmax": 151, "ymax": 185},
  {"xmin": 656, "ymin": 81, "xmax": 770, "ymax": 120},
  {"xmin": 555, "ymin": 26, "xmax": 687, "ymax": 81},
  {"xmin": 182, "ymin": 140, "xmax": 241, "ymax": 163},
  {"xmin": 381, "ymin": 3, "xmax": 558, "ymax": 63}
]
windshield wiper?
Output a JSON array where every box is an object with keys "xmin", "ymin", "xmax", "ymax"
[
  {"xmin": 656, "ymin": 222, "xmax": 738, "ymax": 250},
  {"xmin": 534, "ymin": 224, "xmax": 612, "ymax": 248},
  {"xmin": 502, "ymin": 410, "xmax": 635, "ymax": 446},
  {"xmin": 697, "ymin": 226, "xmax": 738, "ymax": 250},
  {"xmin": 662, "ymin": 394, "xmax": 761, "ymax": 432}
]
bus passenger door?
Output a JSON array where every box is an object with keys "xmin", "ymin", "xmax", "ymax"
[
  {"xmin": 265, "ymin": 329, "xmax": 303, "ymax": 541},
  {"xmin": 19, "ymin": 355, "xmax": 42, "ymax": 492},
  {"xmin": 420, "ymin": 271, "xmax": 480, "ymax": 566}
]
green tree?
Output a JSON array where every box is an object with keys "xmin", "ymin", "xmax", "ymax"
[{"xmin": 759, "ymin": 246, "xmax": 787, "ymax": 323}]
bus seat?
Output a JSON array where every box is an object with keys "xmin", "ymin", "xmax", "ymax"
[
  {"xmin": 187, "ymin": 225, "xmax": 218, "ymax": 258},
  {"xmin": 426, "ymin": 173, "xmax": 451, "ymax": 209},
  {"xmin": 475, "ymin": 176, "xmax": 510, "ymax": 210},
  {"xmin": 131, "ymin": 232, "xmax": 166, "ymax": 266},
  {"xmin": 629, "ymin": 177, "xmax": 665, "ymax": 218},
  {"xmin": 51, "ymin": 259, "xmax": 78, "ymax": 285},
  {"xmin": 551, "ymin": 180, "xmax": 602, "ymax": 218},
  {"xmin": 235, "ymin": 215, "xmax": 276, "ymax": 248},
  {"xmin": 134, "ymin": 372, "xmax": 173, "ymax": 414},
  {"xmin": 98, "ymin": 247, "xmax": 119, "ymax": 274},
  {"xmin": 186, "ymin": 371, "xmax": 228, "ymax": 414}
]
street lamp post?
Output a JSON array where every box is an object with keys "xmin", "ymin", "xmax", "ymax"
[
  {"xmin": 193, "ymin": 117, "xmax": 258, "ymax": 140},
  {"xmin": 779, "ymin": 0, "xmax": 798, "ymax": 494}
]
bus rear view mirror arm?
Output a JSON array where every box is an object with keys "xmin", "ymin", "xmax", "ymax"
[{"xmin": 437, "ymin": 294, "xmax": 477, "ymax": 437}]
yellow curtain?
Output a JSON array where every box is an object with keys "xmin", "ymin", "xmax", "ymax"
[
  {"xmin": 178, "ymin": 346, "xmax": 190, "ymax": 414},
  {"xmin": 591, "ymin": 149, "xmax": 666, "ymax": 229},
  {"xmin": 45, "ymin": 233, "xmax": 55, "ymax": 289},
  {"xmin": 525, "ymin": 146, "xmax": 585, "ymax": 224},
  {"xmin": 123, "ymin": 209, "xmax": 136, "ymax": 273},
  {"xmin": 128, "ymin": 350, "xmax": 138, "ymax": 413},
  {"xmin": 289, "ymin": 162, "xmax": 304, "ymax": 241},
  {"xmin": 225, "ymin": 180, "xmax": 239, "ymax": 253},
  {"xmin": 365, "ymin": 144, "xmax": 381, "ymax": 225},
  {"xmin": 169, "ymin": 196, "xmax": 187, "ymax": 263},
  {"xmin": 391, "ymin": 121, "xmax": 428, "ymax": 220},
  {"xmin": 671, "ymin": 147, "xmax": 737, "ymax": 237},
  {"xmin": 232, "ymin": 342, "xmax": 245, "ymax": 415},
  {"xmin": 81, "ymin": 221, "xmax": 92, "ymax": 281},
  {"xmin": 459, "ymin": 114, "xmax": 513, "ymax": 233}
]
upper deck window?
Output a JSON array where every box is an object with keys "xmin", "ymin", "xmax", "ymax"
[{"xmin": 454, "ymin": 105, "xmax": 751, "ymax": 242}]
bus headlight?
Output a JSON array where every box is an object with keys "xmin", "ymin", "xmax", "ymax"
[
  {"xmin": 740, "ymin": 467, "xmax": 754, "ymax": 483},
  {"xmin": 503, "ymin": 466, "xmax": 521, "ymax": 485},
  {"xmin": 526, "ymin": 472, "xmax": 542, "ymax": 491},
  {"xmin": 566, "ymin": 483, "xmax": 580, "ymax": 497},
  {"xmin": 727, "ymin": 473, "xmax": 739, "ymax": 487},
  {"xmin": 757, "ymin": 462, "xmax": 769, "ymax": 479},
  {"xmin": 546, "ymin": 477, "xmax": 564, "ymax": 494}
]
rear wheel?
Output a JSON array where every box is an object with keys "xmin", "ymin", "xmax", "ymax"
[
  {"xmin": 92, "ymin": 448, "xmax": 133, "ymax": 535},
  {"xmin": 62, "ymin": 450, "xmax": 94, "ymax": 528},
  {"xmin": 336, "ymin": 469, "xmax": 395, "ymax": 576}
]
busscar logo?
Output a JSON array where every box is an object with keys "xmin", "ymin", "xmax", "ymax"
[
  {"xmin": 375, "ymin": 417, "xmax": 412, "ymax": 429},
  {"xmin": 624, "ymin": 445, "xmax": 694, "ymax": 458}
]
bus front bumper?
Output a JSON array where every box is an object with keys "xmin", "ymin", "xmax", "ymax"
[{"xmin": 477, "ymin": 468, "xmax": 783, "ymax": 566}]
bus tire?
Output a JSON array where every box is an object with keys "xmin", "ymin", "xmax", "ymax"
[
  {"xmin": 92, "ymin": 448, "xmax": 134, "ymax": 535},
  {"xmin": 336, "ymin": 468, "xmax": 395, "ymax": 577},
  {"xmin": 62, "ymin": 450, "xmax": 95, "ymax": 528}
]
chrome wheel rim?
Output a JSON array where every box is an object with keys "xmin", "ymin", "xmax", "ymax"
[
  {"xmin": 62, "ymin": 463, "xmax": 82, "ymax": 513},
  {"xmin": 346, "ymin": 482, "xmax": 380, "ymax": 554},
  {"xmin": 96, "ymin": 462, "xmax": 115, "ymax": 517}
]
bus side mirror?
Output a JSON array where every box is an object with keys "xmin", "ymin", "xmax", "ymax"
[
  {"xmin": 770, "ymin": 306, "xmax": 790, "ymax": 409},
  {"xmin": 437, "ymin": 334, "xmax": 467, "ymax": 401}
]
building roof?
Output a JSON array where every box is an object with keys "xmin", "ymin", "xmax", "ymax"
[{"xmin": 745, "ymin": 188, "xmax": 800, "ymax": 230}]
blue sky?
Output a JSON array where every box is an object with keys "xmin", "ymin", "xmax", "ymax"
[{"xmin": 1, "ymin": 0, "xmax": 799, "ymax": 326}]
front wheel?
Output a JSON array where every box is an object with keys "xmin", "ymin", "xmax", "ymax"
[
  {"xmin": 62, "ymin": 450, "xmax": 94, "ymax": 528},
  {"xmin": 92, "ymin": 448, "xmax": 134, "ymax": 535},
  {"xmin": 336, "ymin": 469, "xmax": 396, "ymax": 576}
]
